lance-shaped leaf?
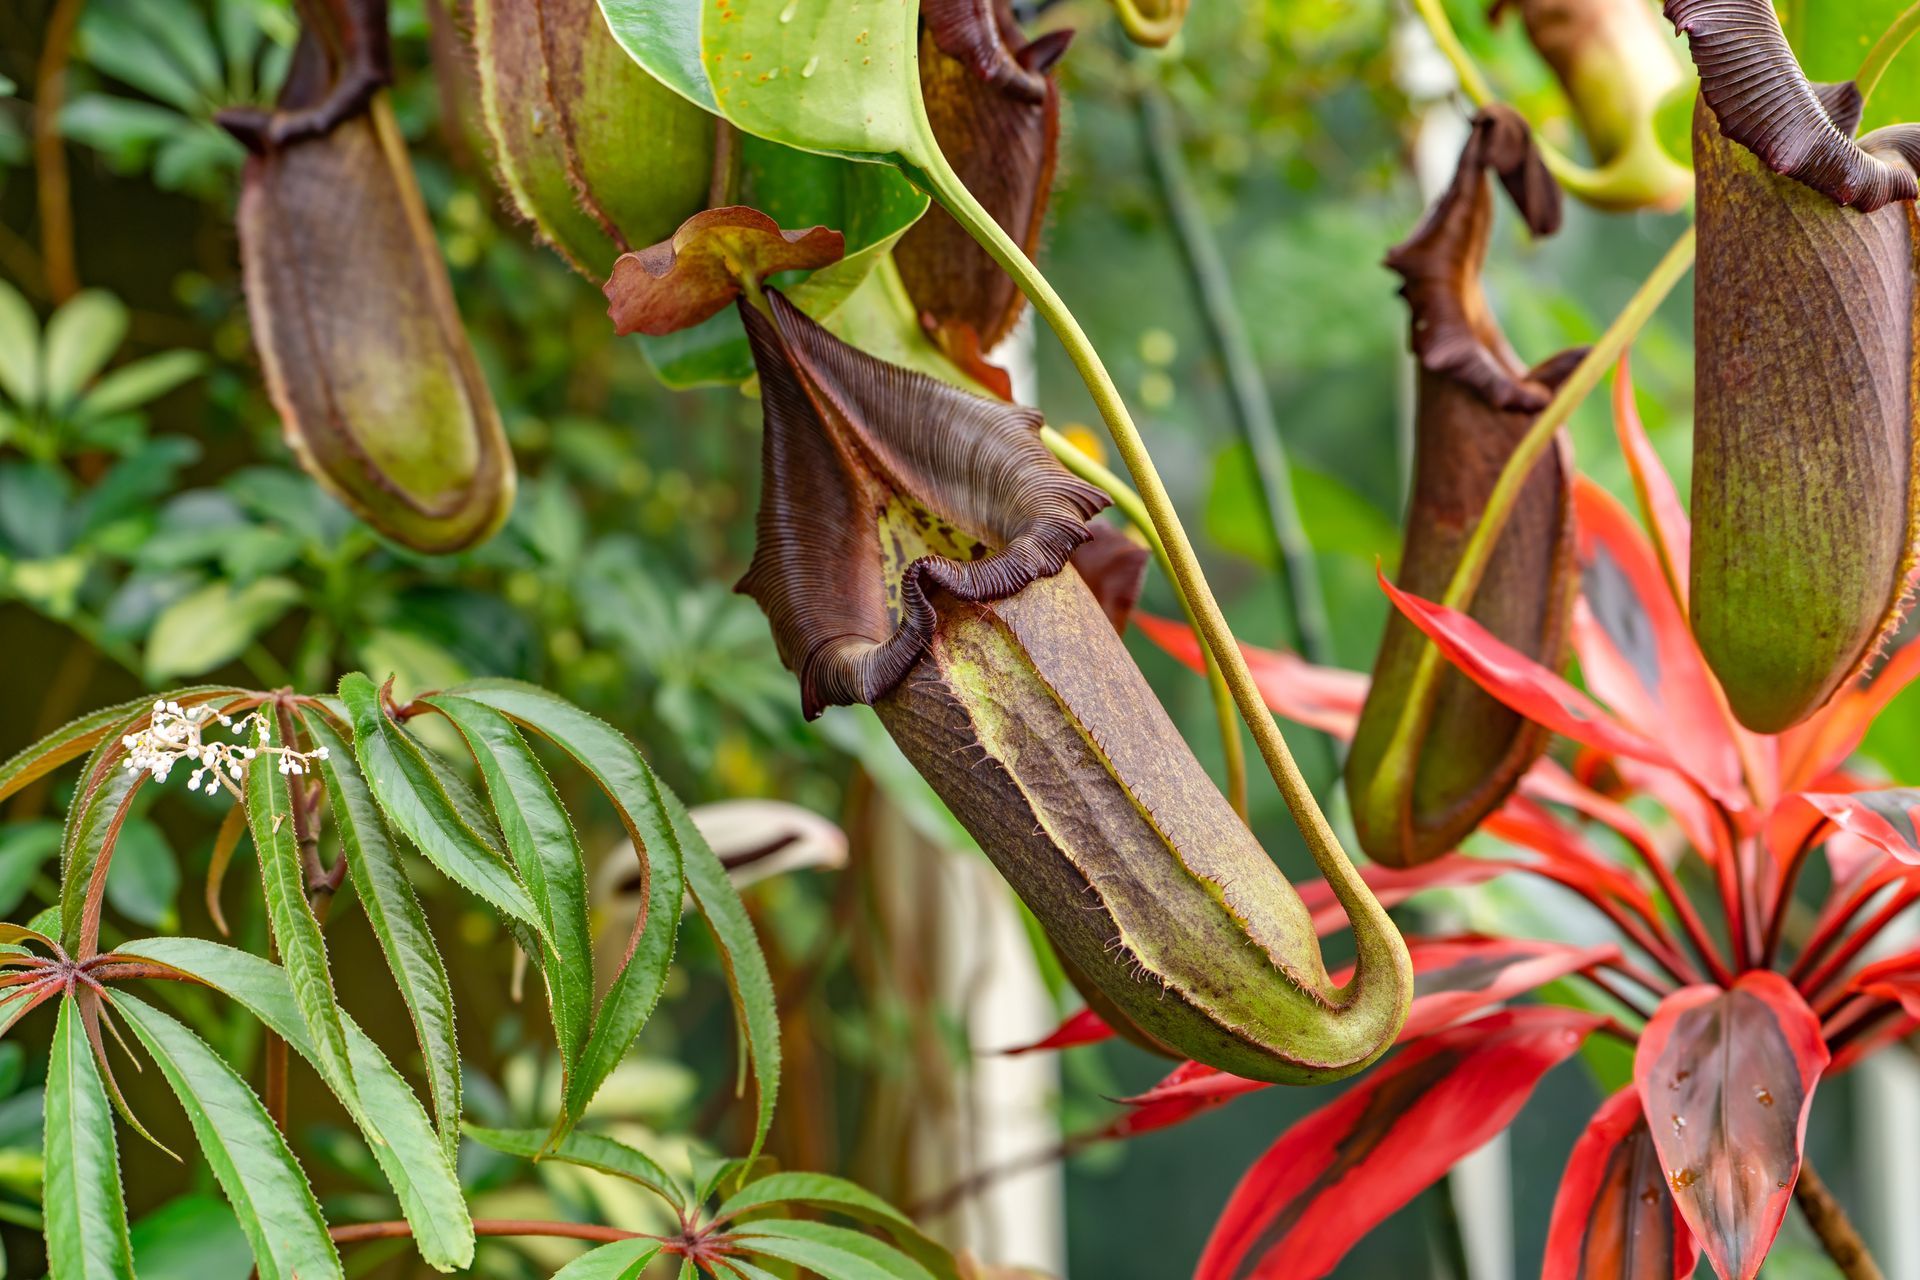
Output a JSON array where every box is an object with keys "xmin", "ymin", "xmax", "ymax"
[
  {"xmin": 1493, "ymin": 0, "xmax": 1693, "ymax": 210},
  {"xmin": 1347, "ymin": 106, "xmax": 1583, "ymax": 868},
  {"xmin": 236, "ymin": 23, "xmax": 512, "ymax": 554},
  {"xmin": 1194, "ymin": 1007, "xmax": 1603, "ymax": 1280},
  {"xmin": 1297, "ymin": 854, "xmax": 1515, "ymax": 936},
  {"xmin": 551, "ymin": 1241, "xmax": 665, "ymax": 1278},
  {"xmin": 999, "ymin": 1005, "xmax": 1116, "ymax": 1056},
  {"xmin": 1611, "ymin": 355, "xmax": 1691, "ymax": 606},
  {"xmin": 246, "ymin": 710, "xmax": 366, "ymax": 1129},
  {"xmin": 44, "ymin": 997, "xmax": 135, "ymax": 1280},
  {"xmin": 339, "ymin": 673, "xmax": 547, "ymax": 939},
  {"xmin": 731, "ymin": 1219, "xmax": 935, "ymax": 1280},
  {"xmin": 425, "ymin": 694, "xmax": 594, "ymax": 1078},
  {"xmin": 116, "ymin": 937, "xmax": 475, "ymax": 1271},
  {"xmin": 1572, "ymin": 476, "xmax": 1746, "ymax": 802},
  {"xmin": 443, "ymin": 682, "xmax": 712, "ymax": 1146},
  {"xmin": 1672, "ymin": 3, "xmax": 1920, "ymax": 731},
  {"xmin": 717, "ymin": 1172, "xmax": 956, "ymax": 1278},
  {"xmin": 1542, "ymin": 1086, "xmax": 1699, "ymax": 1280},
  {"xmin": 465, "ymin": 1123, "xmax": 683, "ymax": 1210},
  {"xmin": 467, "ymin": 0, "xmax": 713, "ymax": 281},
  {"xmin": 738, "ymin": 287, "xmax": 1410, "ymax": 1083},
  {"xmin": 897, "ymin": 1, "xmax": 1068, "ymax": 386},
  {"xmin": 1134, "ymin": 612, "xmax": 1368, "ymax": 738},
  {"xmin": 1778, "ymin": 639, "xmax": 1920, "ymax": 790},
  {"xmin": 300, "ymin": 708, "xmax": 461, "ymax": 1157},
  {"xmin": 0, "ymin": 688, "xmax": 234, "ymax": 807},
  {"xmin": 112, "ymin": 994, "xmax": 343, "ymax": 1280},
  {"xmin": 1634, "ymin": 972, "xmax": 1829, "ymax": 1280}
]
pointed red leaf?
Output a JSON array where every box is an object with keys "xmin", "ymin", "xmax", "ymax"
[
  {"xmin": 1132, "ymin": 612, "xmax": 1367, "ymax": 738},
  {"xmin": 1380, "ymin": 574, "xmax": 1710, "ymax": 793},
  {"xmin": 1572, "ymin": 476, "xmax": 1747, "ymax": 805},
  {"xmin": 1611, "ymin": 354, "xmax": 1691, "ymax": 607},
  {"xmin": 1195, "ymin": 1006, "xmax": 1603, "ymax": 1280},
  {"xmin": 1634, "ymin": 973, "xmax": 1828, "ymax": 1280},
  {"xmin": 998, "ymin": 1006, "xmax": 1115, "ymax": 1055},
  {"xmin": 1103, "ymin": 1060, "xmax": 1271, "ymax": 1139},
  {"xmin": 1340, "ymin": 934, "xmax": 1620, "ymax": 1041},
  {"xmin": 1482, "ymin": 796, "xmax": 1660, "ymax": 916},
  {"xmin": 1543, "ymin": 1087, "xmax": 1700, "ymax": 1280},
  {"xmin": 1778, "ymin": 639, "xmax": 1920, "ymax": 792},
  {"xmin": 1793, "ymin": 790, "xmax": 1920, "ymax": 866}
]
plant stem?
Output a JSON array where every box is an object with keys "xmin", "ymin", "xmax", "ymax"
[
  {"xmin": 1044, "ymin": 426, "xmax": 1248, "ymax": 818},
  {"xmin": 33, "ymin": 0, "xmax": 82, "ymax": 302},
  {"xmin": 1130, "ymin": 57, "xmax": 1333, "ymax": 667},
  {"xmin": 1860, "ymin": 1, "xmax": 1920, "ymax": 108},
  {"xmin": 909, "ymin": 146, "xmax": 1411, "ymax": 1007},
  {"xmin": 1795, "ymin": 1160, "xmax": 1886, "ymax": 1280},
  {"xmin": 1367, "ymin": 228, "xmax": 1695, "ymax": 836}
]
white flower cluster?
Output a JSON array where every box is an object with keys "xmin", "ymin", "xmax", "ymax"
[{"xmin": 121, "ymin": 700, "xmax": 330, "ymax": 800}]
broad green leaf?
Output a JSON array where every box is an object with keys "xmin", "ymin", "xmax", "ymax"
[
  {"xmin": 464, "ymin": 1124, "xmax": 683, "ymax": 1211},
  {"xmin": 449, "ymin": 682, "xmax": 711, "ymax": 1143},
  {"xmin": 0, "ymin": 821, "xmax": 61, "ymax": 917},
  {"xmin": 111, "ymin": 994, "xmax": 342, "ymax": 1280},
  {"xmin": 550, "ymin": 1239, "xmax": 662, "ymax": 1279},
  {"xmin": 76, "ymin": 2, "xmax": 208, "ymax": 113},
  {"xmin": 1785, "ymin": 0, "xmax": 1920, "ymax": 130},
  {"xmin": 116, "ymin": 937, "xmax": 475, "ymax": 1271},
  {"xmin": 733, "ymin": 1220, "xmax": 934, "ymax": 1280},
  {"xmin": 718, "ymin": 1172, "xmax": 953, "ymax": 1277},
  {"xmin": 144, "ymin": 578, "xmax": 300, "ymax": 683},
  {"xmin": 44, "ymin": 998, "xmax": 135, "ymax": 1279},
  {"xmin": 596, "ymin": 0, "xmax": 714, "ymax": 111},
  {"xmin": 424, "ymin": 695, "xmax": 593, "ymax": 1072},
  {"xmin": 42, "ymin": 291, "xmax": 129, "ymax": 413},
  {"xmin": 301, "ymin": 708, "xmax": 461, "ymax": 1157},
  {"xmin": 339, "ymin": 673, "xmax": 546, "ymax": 939},
  {"xmin": 102, "ymin": 816, "xmax": 178, "ymax": 928},
  {"xmin": 0, "ymin": 281, "xmax": 38, "ymax": 408},
  {"xmin": 75, "ymin": 350, "xmax": 205, "ymax": 421},
  {"xmin": 245, "ymin": 712, "xmax": 363, "ymax": 1127}
]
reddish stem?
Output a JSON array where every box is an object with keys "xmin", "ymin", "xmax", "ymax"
[
  {"xmin": 1763, "ymin": 824, "xmax": 1827, "ymax": 969},
  {"xmin": 1625, "ymin": 823, "xmax": 1734, "ymax": 986},
  {"xmin": 1790, "ymin": 872, "xmax": 1904, "ymax": 986},
  {"xmin": 1802, "ymin": 885, "xmax": 1920, "ymax": 1002}
]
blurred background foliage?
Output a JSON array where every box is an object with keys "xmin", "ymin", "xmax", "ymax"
[{"xmin": 0, "ymin": 0, "xmax": 1912, "ymax": 1276}]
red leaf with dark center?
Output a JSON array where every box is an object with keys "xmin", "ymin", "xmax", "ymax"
[
  {"xmin": 1380, "ymin": 574, "xmax": 1725, "ymax": 799},
  {"xmin": 1132, "ymin": 612, "xmax": 1367, "ymax": 738},
  {"xmin": 1634, "ymin": 973, "xmax": 1828, "ymax": 1280},
  {"xmin": 1543, "ymin": 1087, "xmax": 1700, "ymax": 1280},
  {"xmin": 998, "ymin": 1006, "xmax": 1115, "ymax": 1055},
  {"xmin": 1194, "ymin": 1007, "xmax": 1602, "ymax": 1280},
  {"xmin": 1572, "ymin": 476, "xmax": 1746, "ymax": 805},
  {"xmin": 603, "ymin": 207, "xmax": 844, "ymax": 336},
  {"xmin": 1793, "ymin": 790, "xmax": 1920, "ymax": 865}
]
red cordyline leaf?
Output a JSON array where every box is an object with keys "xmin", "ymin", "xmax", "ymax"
[
  {"xmin": 1131, "ymin": 612, "xmax": 1367, "ymax": 738},
  {"xmin": 1482, "ymin": 795, "xmax": 1660, "ymax": 917},
  {"xmin": 1634, "ymin": 973, "xmax": 1828, "ymax": 1280},
  {"xmin": 1611, "ymin": 354, "xmax": 1691, "ymax": 609},
  {"xmin": 1105, "ymin": 938, "xmax": 1609, "ymax": 1142},
  {"xmin": 1194, "ymin": 1006, "xmax": 1603, "ymax": 1280},
  {"xmin": 1379, "ymin": 574, "xmax": 1742, "ymax": 808},
  {"xmin": 998, "ymin": 1006, "xmax": 1115, "ymax": 1055},
  {"xmin": 1571, "ymin": 475, "xmax": 1748, "ymax": 805},
  {"xmin": 1792, "ymin": 789, "xmax": 1920, "ymax": 865},
  {"xmin": 1776, "ymin": 637, "xmax": 1920, "ymax": 793},
  {"xmin": 1543, "ymin": 1086, "xmax": 1700, "ymax": 1280}
]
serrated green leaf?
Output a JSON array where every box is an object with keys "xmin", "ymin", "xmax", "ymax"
[
  {"xmin": 42, "ymin": 291, "xmax": 128, "ymax": 413},
  {"xmin": 0, "ymin": 694, "xmax": 161, "ymax": 809},
  {"xmin": 245, "ymin": 712, "xmax": 364, "ymax": 1129},
  {"xmin": 550, "ymin": 1239, "xmax": 662, "ymax": 1280},
  {"xmin": 338, "ymin": 674, "xmax": 546, "ymax": 939},
  {"xmin": 58, "ymin": 753, "xmax": 140, "ymax": 955},
  {"xmin": 448, "ymin": 682, "xmax": 712, "ymax": 1143},
  {"xmin": 733, "ymin": 1220, "xmax": 934, "ymax": 1280},
  {"xmin": 110, "ymin": 994, "xmax": 342, "ymax": 1280},
  {"xmin": 424, "ymin": 695, "xmax": 592, "ymax": 1073},
  {"xmin": 463, "ymin": 1124, "xmax": 682, "ymax": 1211},
  {"xmin": 0, "ymin": 281, "xmax": 39, "ymax": 409},
  {"xmin": 301, "ymin": 708, "xmax": 460, "ymax": 1159},
  {"xmin": 717, "ymin": 1172, "xmax": 953, "ymax": 1278},
  {"xmin": 44, "ymin": 997, "xmax": 135, "ymax": 1279},
  {"xmin": 116, "ymin": 937, "xmax": 474, "ymax": 1271}
]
